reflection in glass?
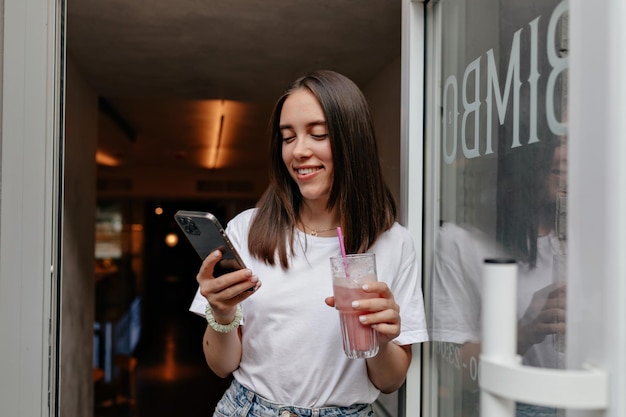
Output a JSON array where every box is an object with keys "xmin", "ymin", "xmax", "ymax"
[{"xmin": 426, "ymin": 1, "xmax": 568, "ymax": 416}]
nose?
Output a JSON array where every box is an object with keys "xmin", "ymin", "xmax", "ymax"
[{"xmin": 292, "ymin": 136, "xmax": 312, "ymax": 159}]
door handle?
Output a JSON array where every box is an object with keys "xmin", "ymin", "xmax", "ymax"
[{"xmin": 479, "ymin": 259, "xmax": 608, "ymax": 417}]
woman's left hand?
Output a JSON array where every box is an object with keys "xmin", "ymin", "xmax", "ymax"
[{"xmin": 325, "ymin": 281, "xmax": 400, "ymax": 345}]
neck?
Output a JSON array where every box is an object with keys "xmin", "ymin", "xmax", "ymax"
[
  {"xmin": 537, "ymin": 202, "xmax": 556, "ymax": 237},
  {"xmin": 300, "ymin": 223, "xmax": 338, "ymax": 236},
  {"xmin": 298, "ymin": 204, "xmax": 339, "ymax": 236}
]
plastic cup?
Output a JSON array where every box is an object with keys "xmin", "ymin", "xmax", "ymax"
[{"xmin": 330, "ymin": 253, "xmax": 379, "ymax": 359}]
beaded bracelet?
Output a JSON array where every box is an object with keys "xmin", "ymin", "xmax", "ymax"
[{"xmin": 205, "ymin": 304, "xmax": 242, "ymax": 333}]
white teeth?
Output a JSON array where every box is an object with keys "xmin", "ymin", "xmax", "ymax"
[{"xmin": 296, "ymin": 168, "xmax": 319, "ymax": 175}]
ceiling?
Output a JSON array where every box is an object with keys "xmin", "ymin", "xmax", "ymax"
[{"xmin": 66, "ymin": 0, "xmax": 402, "ymax": 185}]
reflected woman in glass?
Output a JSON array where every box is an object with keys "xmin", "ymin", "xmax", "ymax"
[{"xmin": 431, "ymin": 135, "xmax": 567, "ymax": 417}]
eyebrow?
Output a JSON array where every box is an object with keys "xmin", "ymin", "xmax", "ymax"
[{"xmin": 279, "ymin": 120, "xmax": 327, "ymax": 130}]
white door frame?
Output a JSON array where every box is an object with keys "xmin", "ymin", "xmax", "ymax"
[
  {"xmin": 568, "ymin": 0, "xmax": 626, "ymax": 416},
  {"xmin": 400, "ymin": 0, "xmax": 426, "ymax": 416},
  {"xmin": 0, "ymin": 0, "xmax": 64, "ymax": 415}
]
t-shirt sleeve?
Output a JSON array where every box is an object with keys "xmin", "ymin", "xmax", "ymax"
[
  {"xmin": 189, "ymin": 286, "xmax": 207, "ymax": 317},
  {"xmin": 381, "ymin": 226, "xmax": 429, "ymax": 346},
  {"xmin": 430, "ymin": 223, "xmax": 483, "ymax": 344}
]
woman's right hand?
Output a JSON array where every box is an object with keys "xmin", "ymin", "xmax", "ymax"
[{"xmin": 196, "ymin": 249, "xmax": 260, "ymax": 324}]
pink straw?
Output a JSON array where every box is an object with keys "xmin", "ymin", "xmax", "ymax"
[{"xmin": 336, "ymin": 227, "xmax": 350, "ymax": 277}]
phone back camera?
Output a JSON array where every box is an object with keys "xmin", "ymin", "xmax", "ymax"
[{"xmin": 179, "ymin": 217, "xmax": 201, "ymax": 235}]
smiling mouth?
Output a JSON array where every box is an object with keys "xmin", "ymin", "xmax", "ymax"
[{"xmin": 295, "ymin": 167, "xmax": 321, "ymax": 175}]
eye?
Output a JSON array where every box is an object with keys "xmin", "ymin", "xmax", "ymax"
[
  {"xmin": 311, "ymin": 133, "xmax": 329, "ymax": 140},
  {"xmin": 282, "ymin": 136, "xmax": 296, "ymax": 144}
]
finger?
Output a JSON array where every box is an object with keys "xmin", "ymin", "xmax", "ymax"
[
  {"xmin": 542, "ymin": 292, "xmax": 567, "ymax": 309},
  {"xmin": 211, "ymin": 270, "xmax": 259, "ymax": 298},
  {"xmin": 208, "ymin": 280, "xmax": 261, "ymax": 314},
  {"xmin": 352, "ymin": 295, "xmax": 398, "ymax": 314},
  {"xmin": 359, "ymin": 306, "xmax": 400, "ymax": 324},
  {"xmin": 369, "ymin": 323, "xmax": 401, "ymax": 342},
  {"xmin": 325, "ymin": 296, "xmax": 336, "ymax": 308},
  {"xmin": 527, "ymin": 323, "xmax": 556, "ymax": 341},
  {"xmin": 197, "ymin": 250, "xmax": 223, "ymax": 283},
  {"xmin": 547, "ymin": 285, "xmax": 567, "ymax": 298},
  {"xmin": 536, "ymin": 307, "xmax": 566, "ymax": 325},
  {"xmin": 536, "ymin": 320, "xmax": 566, "ymax": 336},
  {"xmin": 362, "ymin": 281, "xmax": 393, "ymax": 298},
  {"xmin": 554, "ymin": 309, "xmax": 566, "ymax": 323},
  {"xmin": 199, "ymin": 267, "xmax": 259, "ymax": 305},
  {"xmin": 359, "ymin": 310, "xmax": 401, "ymax": 341},
  {"xmin": 212, "ymin": 268, "xmax": 255, "ymax": 290}
]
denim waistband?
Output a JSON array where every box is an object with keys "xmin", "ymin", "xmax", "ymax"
[{"xmin": 225, "ymin": 379, "xmax": 373, "ymax": 417}]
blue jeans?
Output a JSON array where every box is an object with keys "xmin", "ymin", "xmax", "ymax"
[
  {"xmin": 214, "ymin": 379, "xmax": 374, "ymax": 417},
  {"xmin": 516, "ymin": 403, "xmax": 557, "ymax": 417}
]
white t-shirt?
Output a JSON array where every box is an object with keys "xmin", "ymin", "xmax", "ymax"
[
  {"xmin": 190, "ymin": 208, "xmax": 428, "ymax": 407},
  {"xmin": 430, "ymin": 222, "xmax": 565, "ymax": 369}
]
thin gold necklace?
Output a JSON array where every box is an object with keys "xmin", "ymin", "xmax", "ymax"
[{"xmin": 300, "ymin": 222, "xmax": 339, "ymax": 237}]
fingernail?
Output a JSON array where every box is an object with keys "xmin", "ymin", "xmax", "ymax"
[
  {"xmin": 352, "ymin": 301, "xmax": 360, "ymax": 308},
  {"xmin": 213, "ymin": 250, "xmax": 221, "ymax": 258},
  {"xmin": 250, "ymin": 275, "xmax": 259, "ymax": 283},
  {"xmin": 359, "ymin": 315, "xmax": 367, "ymax": 323},
  {"xmin": 362, "ymin": 284, "xmax": 369, "ymax": 291}
]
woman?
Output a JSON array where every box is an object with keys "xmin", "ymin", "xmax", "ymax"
[
  {"xmin": 430, "ymin": 137, "xmax": 567, "ymax": 417},
  {"xmin": 190, "ymin": 70, "xmax": 428, "ymax": 416}
]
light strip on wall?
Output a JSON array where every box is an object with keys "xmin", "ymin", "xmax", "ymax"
[
  {"xmin": 209, "ymin": 114, "xmax": 225, "ymax": 169},
  {"xmin": 95, "ymin": 150, "xmax": 121, "ymax": 166}
]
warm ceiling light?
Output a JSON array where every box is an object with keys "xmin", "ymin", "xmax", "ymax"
[
  {"xmin": 96, "ymin": 150, "xmax": 121, "ymax": 166},
  {"xmin": 164, "ymin": 233, "xmax": 178, "ymax": 247},
  {"xmin": 154, "ymin": 207, "xmax": 164, "ymax": 215}
]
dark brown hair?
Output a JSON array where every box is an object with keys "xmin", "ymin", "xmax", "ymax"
[{"xmin": 248, "ymin": 70, "xmax": 396, "ymax": 269}]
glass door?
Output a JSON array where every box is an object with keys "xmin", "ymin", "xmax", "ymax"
[
  {"xmin": 419, "ymin": 0, "xmax": 626, "ymax": 415},
  {"xmin": 424, "ymin": 0, "xmax": 572, "ymax": 415}
]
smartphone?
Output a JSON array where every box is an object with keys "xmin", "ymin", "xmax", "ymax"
[{"xmin": 174, "ymin": 210, "xmax": 247, "ymax": 278}]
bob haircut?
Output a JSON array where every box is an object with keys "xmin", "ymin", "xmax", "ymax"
[{"xmin": 248, "ymin": 69, "xmax": 396, "ymax": 269}]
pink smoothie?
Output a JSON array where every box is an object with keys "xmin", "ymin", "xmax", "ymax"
[{"xmin": 333, "ymin": 284, "xmax": 379, "ymax": 357}]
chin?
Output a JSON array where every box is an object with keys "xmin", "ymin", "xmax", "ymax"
[{"xmin": 299, "ymin": 190, "xmax": 331, "ymax": 203}]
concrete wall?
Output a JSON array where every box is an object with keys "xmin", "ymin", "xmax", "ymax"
[
  {"xmin": 60, "ymin": 58, "xmax": 98, "ymax": 416},
  {"xmin": 364, "ymin": 57, "xmax": 402, "ymax": 213},
  {"xmin": 363, "ymin": 57, "xmax": 402, "ymax": 417}
]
